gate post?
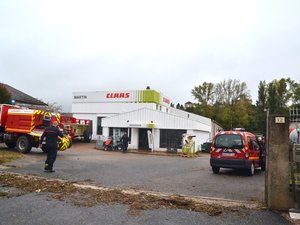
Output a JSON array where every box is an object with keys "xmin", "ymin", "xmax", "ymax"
[{"xmin": 266, "ymin": 115, "xmax": 292, "ymax": 210}]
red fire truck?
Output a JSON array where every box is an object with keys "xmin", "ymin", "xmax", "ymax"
[
  {"xmin": 60, "ymin": 116, "xmax": 92, "ymax": 142},
  {"xmin": 0, "ymin": 104, "xmax": 71, "ymax": 153}
]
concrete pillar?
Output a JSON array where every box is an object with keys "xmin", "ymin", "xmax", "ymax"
[
  {"xmin": 102, "ymin": 127, "xmax": 109, "ymax": 137},
  {"xmin": 267, "ymin": 115, "xmax": 292, "ymax": 210},
  {"xmin": 153, "ymin": 128, "xmax": 160, "ymax": 151}
]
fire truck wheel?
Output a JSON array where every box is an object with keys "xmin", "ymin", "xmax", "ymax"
[
  {"xmin": 212, "ymin": 166, "xmax": 220, "ymax": 174},
  {"xmin": 247, "ymin": 163, "xmax": 255, "ymax": 176},
  {"xmin": 5, "ymin": 141, "xmax": 16, "ymax": 149},
  {"xmin": 16, "ymin": 135, "xmax": 32, "ymax": 154}
]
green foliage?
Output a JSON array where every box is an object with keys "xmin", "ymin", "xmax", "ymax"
[
  {"xmin": 267, "ymin": 78, "xmax": 291, "ymax": 114},
  {"xmin": 0, "ymin": 84, "xmax": 11, "ymax": 104},
  {"xmin": 190, "ymin": 79, "xmax": 251, "ymax": 130},
  {"xmin": 176, "ymin": 103, "xmax": 184, "ymax": 110},
  {"xmin": 256, "ymin": 81, "xmax": 267, "ymax": 110},
  {"xmin": 189, "ymin": 77, "xmax": 299, "ymax": 133},
  {"xmin": 214, "ymin": 79, "xmax": 250, "ymax": 105},
  {"xmin": 191, "ymin": 82, "xmax": 214, "ymax": 105},
  {"xmin": 288, "ymin": 79, "xmax": 300, "ymax": 107},
  {"xmin": 254, "ymin": 81, "xmax": 268, "ymax": 134}
]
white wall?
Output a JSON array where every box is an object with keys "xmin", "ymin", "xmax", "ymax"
[
  {"xmin": 186, "ymin": 129, "xmax": 210, "ymax": 152},
  {"xmin": 153, "ymin": 128, "xmax": 161, "ymax": 151},
  {"xmin": 72, "ymin": 102, "xmax": 157, "ymax": 114},
  {"xmin": 102, "ymin": 108, "xmax": 211, "ymax": 132},
  {"xmin": 130, "ymin": 128, "xmax": 139, "ymax": 150},
  {"xmin": 72, "ymin": 99, "xmax": 213, "ymax": 149},
  {"xmin": 102, "ymin": 127, "xmax": 109, "ymax": 138}
]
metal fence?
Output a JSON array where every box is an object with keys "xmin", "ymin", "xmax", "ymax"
[
  {"xmin": 290, "ymin": 108, "xmax": 300, "ymax": 123},
  {"xmin": 290, "ymin": 108, "xmax": 300, "ymax": 212}
]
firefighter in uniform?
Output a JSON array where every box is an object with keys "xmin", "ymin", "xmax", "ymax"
[{"xmin": 41, "ymin": 121, "xmax": 63, "ymax": 172}]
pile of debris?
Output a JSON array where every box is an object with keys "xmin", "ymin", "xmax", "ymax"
[{"xmin": 0, "ymin": 172, "xmax": 261, "ymax": 216}]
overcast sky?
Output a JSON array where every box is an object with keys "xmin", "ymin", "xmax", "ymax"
[{"xmin": 1, "ymin": 0, "xmax": 299, "ymax": 112}]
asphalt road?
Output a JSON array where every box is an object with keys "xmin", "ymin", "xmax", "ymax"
[
  {"xmin": 2, "ymin": 142, "xmax": 265, "ymax": 201},
  {"xmin": 0, "ymin": 142, "xmax": 295, "ymax": 225}
]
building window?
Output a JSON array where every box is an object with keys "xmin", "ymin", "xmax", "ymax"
[
  {"xmin": 108, "ymin": 127, "xmax": 131, "ymax": 143},
  {"xmin": 97, "ymin": 117, "xmax": 104, "ymax": 135},
  {"xmin": 109, "ymin": 128, "xmax": 114, "ymax": 137},
  {"xmin": 160, "ymin": 129, "xmax": 186, "ymax": 150}
]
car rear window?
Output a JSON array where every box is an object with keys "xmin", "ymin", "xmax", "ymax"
[{"xmin": 214, "ymin": 134, "xmax": 243, "ymax": 149}]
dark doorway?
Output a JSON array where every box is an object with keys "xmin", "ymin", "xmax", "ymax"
[
  {"xmin": 139, "ymin": 128, "xmax": 152, "ymax": 150},
  {"xmin": 160, "ymin": 129, "xmax": 186, "ymax": 150}
]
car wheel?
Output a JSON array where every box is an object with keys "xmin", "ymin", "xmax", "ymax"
[
  {"xmin": 212, "ymin": 166, "xmax": 220, "ymax": 174},
  {"xmin": 247, "ymin": 163, "xmax": 255, "ymax": 176}
]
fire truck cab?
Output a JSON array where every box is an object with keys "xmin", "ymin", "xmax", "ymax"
[
  {"xmin": 0, "ymin": 104, "xmax": 71, "ymax": 153},
  {"xmin": 210, "ymin": 128, "xmax": 265, "ymax": 176}
]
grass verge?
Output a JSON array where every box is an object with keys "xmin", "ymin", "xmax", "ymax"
[{"xmin": 0, "ymin": 150, "xmax": 22, "ymax": 165}]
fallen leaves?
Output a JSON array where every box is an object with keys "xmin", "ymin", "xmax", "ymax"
[{"xmin": 0, "ymin": 172, "xmax": 252, "ymax": 216}]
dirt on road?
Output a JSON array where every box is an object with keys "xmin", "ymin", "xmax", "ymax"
[{"xmin": 0, "ymin": 172, "xmax": 263, "ymax": 216}]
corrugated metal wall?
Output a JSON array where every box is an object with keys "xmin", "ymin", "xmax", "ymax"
[
  {"xmin": 72, "ymin": 102, "xmax": 157, "ymax": 114},
  {"xmin": 102, "ymin": 108, "xmax": 211, "ymax": 132}
]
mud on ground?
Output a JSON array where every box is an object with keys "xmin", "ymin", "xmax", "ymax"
[{"xmin": 0, "ymin": 172, "xmax": 262, "ymax": 216}]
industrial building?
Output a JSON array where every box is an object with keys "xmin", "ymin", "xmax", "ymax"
[{"xmin": 72, "ymin": 88, "xmax": 221, "ymax": 152}]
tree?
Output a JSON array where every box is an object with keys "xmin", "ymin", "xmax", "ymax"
[
  {"xmin": 267, "ymin": 78, "xmax": 291, "ymax": 114},
  {"xmin": 188, "ymin": 77, "xmax": 298, "ymax": 133},
  {"xmin": 190, "ymin": 79, "xmax": 251, "ymax": 130},
  {"xmin": 288, "ymin": 79, "xmax": 300, "ymax": 107},
  {"xmin": 214, "ymin": 79, "xmax": 250, "ymax": 105},
  {"xmin": 256, "ymin": 81, "xmax": 267, "ymax": 110},
  {"xmin": 0, "ymin": 84, "xmax": 11, "ymax": 104},
  {"xmin": 254, "ymin": 81, "xmax": 268, "ymax": 134},
  {"xmin": 45, "ymin": 102, "xmax": 62, "ymax": 113},
  {"xmin": 191, "ymin": 82, "xmax": 215, "ymax": 119},
  {"xmin": 175, "ymin": 103, "xmax": 184, "ymax": 110},
  {"xmin": 254, "ymin": 77, "xmax": 297, "ymax": 134},
  {"xmin": 191, "ymin": 82, "xmax": 214, "ymax": 105},
  {"xmin": 186, "ymin": 103, "xmax": 214, "ymax": 119}
]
